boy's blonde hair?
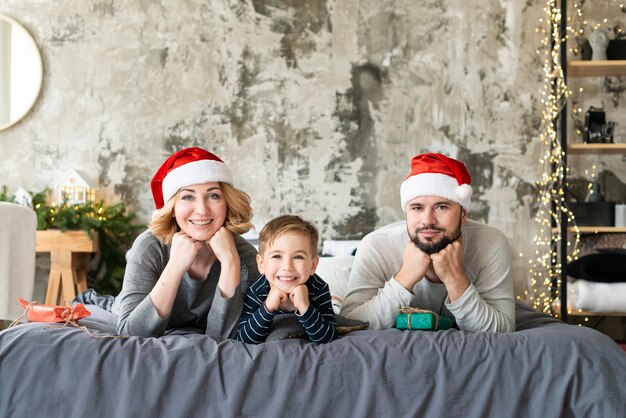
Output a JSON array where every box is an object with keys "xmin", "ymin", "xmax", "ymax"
[
  {"xmin": 258, "ymin": 215, "xmax": 319, "ymax": 256},
  {"xmin": 149, "ymin": 182, "xmax": 253, "ymax": 245}
]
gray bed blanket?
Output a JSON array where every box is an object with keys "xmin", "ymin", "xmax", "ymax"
[{"xmin": 0, "ymin": 303, "xmax": 624, "ymax": 417}]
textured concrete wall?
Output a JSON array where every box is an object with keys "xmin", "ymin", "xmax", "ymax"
[{"xmin": 2, "ymin": 0, "xmax": 621, "ymax": 299}]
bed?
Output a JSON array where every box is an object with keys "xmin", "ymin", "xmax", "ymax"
[{"xmin": 1, "ymin": 301, "xmax": 624, "ymax": 417}]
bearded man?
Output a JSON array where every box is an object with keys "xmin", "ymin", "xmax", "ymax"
[{"xmin": 341, "ymin": 153, "xmax": 515, "ymax": 332}]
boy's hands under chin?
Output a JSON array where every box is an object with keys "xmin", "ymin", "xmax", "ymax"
[
  {"xmin": 289, "ymin": 285, "xmax": 310, "ymax": 314},
  {"xmin": 265, "ymin": 285, "xmax": 290, "ymax": 313},
  {"xmin": 265, "ymin": 283, "xmax": 309, "ymax": 313}
]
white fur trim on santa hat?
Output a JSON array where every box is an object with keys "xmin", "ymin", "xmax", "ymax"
[
  {"xmin": 400, "ymin": 172, "xmax": 472, "ymax": 213},
  {"xmin": 162, "ymin": 159, "xmax": 233, "ymax": 204}
]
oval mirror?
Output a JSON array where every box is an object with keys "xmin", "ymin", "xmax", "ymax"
[{"xmin": 0, "ymin": 15, "xmax": 43, "ymax": 131}]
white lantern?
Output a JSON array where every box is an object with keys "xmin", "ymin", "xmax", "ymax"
[{"xmin": 54, "ymin": 169, "xmax": 96, "ymax": 205}]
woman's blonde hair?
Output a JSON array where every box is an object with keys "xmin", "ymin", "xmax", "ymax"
[{"xmin": 149, "ymin": 182, "xmax": 253, "ymax": 245}]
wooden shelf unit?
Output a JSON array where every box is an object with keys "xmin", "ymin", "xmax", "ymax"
[
  {"xmin": 558, "ymin": 18, "xmax": 626, "ymax": 323},
  {"xmin": 554, "ymin": 226, "xmax": 626, "ymax": 234},
  {"xmin": 568, "ymin": 309, "xmax": 626, "ymax": 317},
  {"xmin": 568, "ymin": 60, "xmax": 626, "ymax": 77},
  {"xmin": 567, "ymin": 143, "xmax": 626, "ymax": 154},
  {"xmin": 570, "ymin": 226, "xmax": 626, "ymax": 234}
]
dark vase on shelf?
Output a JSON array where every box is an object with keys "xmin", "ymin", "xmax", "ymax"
[{"xmin": 569, "ymin": 181, "xmax": 615, "ymax": 226}]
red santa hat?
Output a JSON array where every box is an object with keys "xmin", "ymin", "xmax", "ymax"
[
  {"xmin": 151, "ymin": 147, "xmax": 233, "ymax": 209},
  {"xmin": 400, "ymin": 153, "xmax": 473, "ymax": 213}
]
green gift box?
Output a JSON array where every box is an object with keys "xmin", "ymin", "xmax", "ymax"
[{"xmin": 395, "ymin": 311, "xmax": 452, "ymax": 331}]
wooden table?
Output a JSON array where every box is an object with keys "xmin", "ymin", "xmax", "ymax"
[{"xmin": 36, "ymin": 230, "xmax": 99, "ymax": 305}]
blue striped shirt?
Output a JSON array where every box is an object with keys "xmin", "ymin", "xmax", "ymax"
[{"xmin": 236, "ymin": 274, "xmax": 338, "ymax": 344}]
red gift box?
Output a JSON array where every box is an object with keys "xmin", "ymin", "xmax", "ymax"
[{"xmin": 17, "ymin": 298, "xmax": 91, "ymax": 323}]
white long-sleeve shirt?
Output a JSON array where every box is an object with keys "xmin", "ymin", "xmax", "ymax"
[{"xmin": 340, "ymin": 220, "xmax": 515, "ymax": 333}]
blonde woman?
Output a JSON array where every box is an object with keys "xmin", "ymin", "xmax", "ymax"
[{"xmin": 112, "ymin": 147, "xmax": 258, "ymax": 339}]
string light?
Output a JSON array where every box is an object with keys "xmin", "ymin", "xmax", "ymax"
[
  {"xmin": 528, "ymin": 1, "xmax": 621, "ymax": 316},
  {"xmin": 528, "ymin": 0, "xmax": 578, "ymax": 317}
]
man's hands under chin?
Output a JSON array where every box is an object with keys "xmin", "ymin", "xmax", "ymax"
[
  {"xmin": 430, "ymin": 235, "xmax": 470, "ymax": 302},
  {"xmin": 395, "ymin": 235, "xmax": 470, "ymax": 302},
  {"xmin": 395, "ymin": 240, "xmax": 432, "ymax": 292}
]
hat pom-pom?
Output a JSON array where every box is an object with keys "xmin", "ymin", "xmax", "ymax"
[{"xmin": 456, "ymin": 184, "xmax": 472, "ymax": 200}]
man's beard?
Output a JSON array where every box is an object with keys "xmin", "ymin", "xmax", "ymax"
[{"xmin": 409, "ymin": 215, "xmax": 462, "ymax": 255}]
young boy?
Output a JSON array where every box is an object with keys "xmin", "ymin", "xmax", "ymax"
[{"xmin": 236, "ymin": 215, "xmax": 338, "ymax": 344}]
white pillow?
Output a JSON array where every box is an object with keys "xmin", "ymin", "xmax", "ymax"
[
  {"xmin": 568, "ymin": 279, "xmax": 626, "ymax": 312},
  {"xmin": 315, "ymin": 255, "xmax": 354, "ymax": 314},
  {"xmin": 321, "ymin": 240, "xmax": 360, "ymax": 256}
]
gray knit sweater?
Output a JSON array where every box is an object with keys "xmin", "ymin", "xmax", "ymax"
[
  {"xmin": 341, "ymin": 220, "xmax": 515, "ymax": 332},
  {"xmin": 112, "ymin": 230, "xmax": 259, "ymax": 339}
]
